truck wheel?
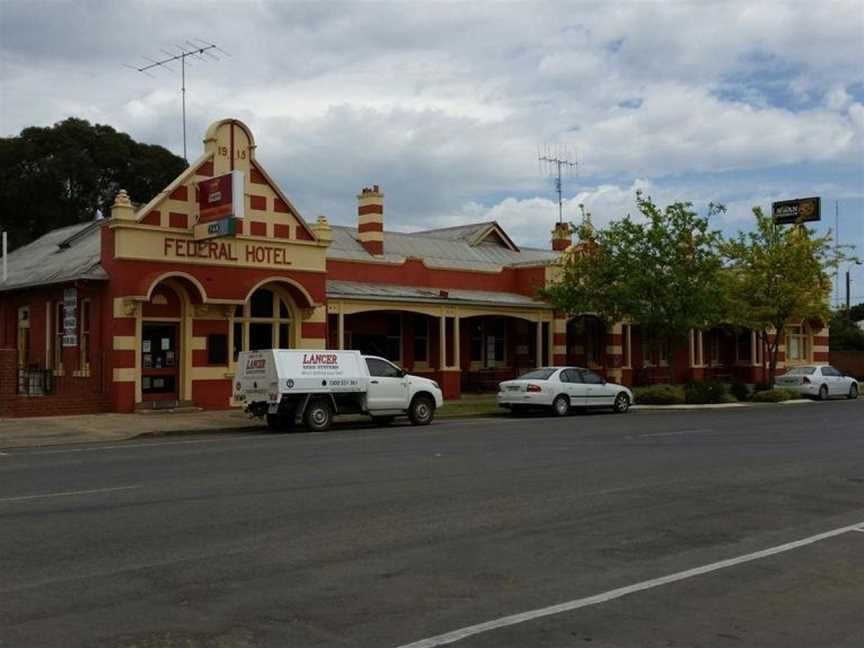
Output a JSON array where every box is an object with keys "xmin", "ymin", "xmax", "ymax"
[
  {"xmin": 304, "ymin": 398, "xmax": 333, "ymax": 432},
  {"xmin": 408, "ymin": 394, "xmax": 435, "ymax": 426},
  {"xmin": 371, "ymin": 416, "xmax": 395, "ymax": 426}
]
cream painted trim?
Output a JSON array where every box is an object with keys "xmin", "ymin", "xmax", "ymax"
[
  {"xmin": 358, "ymin": 230, "xmax": 384, "ymax": 242},
  {"xmin": 113, "ymin": 336, "xmax": 136, "ymax": 351},
  {"xmin": 190, "ymin": 366, "xmax": 231, "ymax": 380},
  {"xmin": 191, "ymin": 337, "xmax": 207, "ymax": 351},
  {"xmin": 306, "ymin": 305, "xmax": 327, "ymax": 323},
  {"xmin": 358, "ymin": 213, "xmax": 384, "ymax": 226},
  {"xmin": 297, "ymin": 337, "xmax": 327, "ymax": 349},
  {"xmin": 114, "ymin": 367, "xmax": 136, "ymax": 382},
  {"xmin": 813, "ymin": 345, "xmax": 830, "ymax": 353},
  {"xmin": 553, "ymin": 345, "xmax": 567, "ymax": 355},
  {"xmin": 553, "ymin": 319, "xmax": 567, "ymax": 334}
]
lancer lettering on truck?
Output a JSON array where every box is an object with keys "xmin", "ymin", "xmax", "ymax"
[{"xmin": 235, "ymin": 350, "xmax": 444, "ymax": 431}]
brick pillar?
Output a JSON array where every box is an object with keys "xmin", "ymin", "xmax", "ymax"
[
  {"xmin": 605, "ymin": 322, "xmax": 624, "ymax": 382},
  {"xmin": 357, "ymin": 185, "xmax": 384, "ymax": 255},
  {"xmin": 552, "ymin": 313, "xmax": 567, "ymax": 365}
]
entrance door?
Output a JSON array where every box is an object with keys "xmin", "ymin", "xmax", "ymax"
[{"xmin": 141, "ymin": 323, "xmax": 179, "ymax": 401}]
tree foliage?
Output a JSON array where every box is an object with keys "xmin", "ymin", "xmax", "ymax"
[
  {"xmin": 828, "ymin": 310, "xmax": 864, "ymax": 351},
  {"xmin": 542, "ymin": 192, "xmax": 726, "ymax": 343},
  {"xmin": 0, "ymin": 117, "xmax": 186, "ymax": 250},
  {"xmin": 720, "ymin": 208, "xmax": 846, "ymax": 385}
]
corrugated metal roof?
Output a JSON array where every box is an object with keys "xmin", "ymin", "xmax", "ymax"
[
  {"xmin": 327, "ymin": 225, "xmax": 558, "ymax": 270},
  {"xmin": 327, "ymin": 280, "xmax": 552, "ymax": 309},
  {"xmin": 0, "ymin": 222, "xmax": 106, "ymax": 292}
]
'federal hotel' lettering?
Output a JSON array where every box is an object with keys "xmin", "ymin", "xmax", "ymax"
[{"xmin": 163, "ymin": 238, "xmax": 293, "ymax": 266}]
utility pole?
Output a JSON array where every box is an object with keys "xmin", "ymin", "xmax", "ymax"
[
  {"xmin": 126, "ymin": 40, "xmax": 228, "ymax": 162},
  {"xmin": 538, "ymin": 146, "xmax": 578, "ymax": 224}
]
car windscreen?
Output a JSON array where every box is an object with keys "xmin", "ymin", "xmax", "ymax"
[
  {"xmin": 785, "ymin": 366, "xmax": 816, "ymax": 375},
  {"xmin": 517, "ymin": 368, "xmax": 556, "ymax": 380}
]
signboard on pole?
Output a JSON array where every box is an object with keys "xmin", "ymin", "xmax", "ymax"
[
  {"xmin": 772, "ymin": 197, "xmax": 820, "ymax": 225},
  {"xmin": 195, "ymin": 170, "xmax": 245, "ymax": 240},
  {"xmin": 62, "ymin": 287, "xmax": 78, "ymax": 347}
]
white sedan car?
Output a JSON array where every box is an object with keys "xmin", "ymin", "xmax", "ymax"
[
  {"xmin": 498, "ymin": 367, "xmax": 633, "ymax": 415},
  {"xmin": 774, "ymin": 365, "xmax": 859, "ymax": 400}
]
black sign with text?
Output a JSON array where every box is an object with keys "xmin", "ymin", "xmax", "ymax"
[{"xmin": 772, "ymin": 197, "xmax": 820, "ymax": 225}]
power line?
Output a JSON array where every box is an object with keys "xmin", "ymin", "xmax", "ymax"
[
  {"xmin": 125, "ymin": 40, "xmax": 229, "ymax": 162},
  {"xmin": 538, "ymin": 145, "xmax": 578, "ymax": 224}
]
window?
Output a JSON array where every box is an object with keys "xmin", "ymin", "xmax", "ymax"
[
  {"xmin": 366, "ymin": 357, "xmax": 402, "ymax": 378},
  {"xmin": 822, "ymin": 366, "xmax": 841, "ymax": 377},
  {"xmin": 208, "ymin": 334, "xmax": 228, "ymax": 365},
  {"xmin": 786, "ymin": 325, "xmax": 809, "ymax": 361},
  {"xmin": 560, "ymin": 369, "xmax": 580, "ymax": 383},
  {"xmin": 233, "ymin": 287, "xmax": 293, "ymax": 360},
  {"xmin": 517, "ymin": 368, "xmax": 556, "ymax": 380},
  {"xmin": 414, "ymin": 316, "xmax": 429, "ymax": 363},
  {"xmin": 470, "ymin": 321, "xmax": 483, "ymax": 362},
  {"xmin": 470, "ymin": 319, "xmax": 507, "ymax": 367},
  {"xmin": 579, "ymin": 369, "xmax": 604, "ymax": 384},
  {"xmin": 352, "ymin": 314, "xmax": 402, "ymax": 362},
  {"xmin": 658, "ymin": 338, "xmax": 670, "ymax": 366},
  {"xmin": 79, "ymin": 298, "xmax": 91, "ymax": 371},
  {"xmin": 709, "ymin": 333, "xmax": 720, "ymax": 366}
]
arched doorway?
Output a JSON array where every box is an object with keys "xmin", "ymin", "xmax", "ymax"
[
  {"xmin": 233, "ymin": 284, "xmax": 298, "ymax": 359},
  {"xmin": 141, "ymin": 282, "xmax": 183, "ymax": 402}
]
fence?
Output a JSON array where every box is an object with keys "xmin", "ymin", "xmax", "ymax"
[{"xmin": 830, "ymin": 351, "xmax": 864, "ymax": 380}]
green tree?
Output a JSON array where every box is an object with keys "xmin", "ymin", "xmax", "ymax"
[
  {"xmin": 542, "ymin": 192, "xmax": 726, "ymax": 347},
  {"xmin": 828, "ymin": 311, "xmax": 864, "ymax": 351},
  {"xmin": 0, "ymin": 117, "xmax": 186, "ymax": 250},
  {"xmin": 721, "ymin": 208, "xmax": 848, "ymax": 386}
]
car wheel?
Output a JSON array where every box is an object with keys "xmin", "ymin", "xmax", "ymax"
[
  {"xmin": 849, "ymin": 384, "xmax": 859, "ymax": 400},
  {"xmin": 371, "ymin": 416, "xmax": 395, "ymax": 426},
  {"xmin": 551, "ymin": 394, "xmax": 570, "ymax": 417},
  {"xmin": 304, "ymin": 398, "xmax": 333, "ymax": 432},
  {"xmin": 818, "ymin": 384, "xmax": 829, "ymax": 401},
  {"xmin": 613, "ymin": 392, "xmax": 630, "ymax": 414},
  {"xmin": 408, "ymin": 394, "xmax": 435, "ymax": 426}
]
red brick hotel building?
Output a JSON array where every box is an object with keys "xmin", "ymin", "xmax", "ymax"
[{"xmin": 0, "ymin": 119, "xmax": 829, "ymax": 416}]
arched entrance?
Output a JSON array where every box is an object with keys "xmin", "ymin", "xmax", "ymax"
[{"xmin": 140, "ymin": 282, "xmax": 184, "ymax": 402}]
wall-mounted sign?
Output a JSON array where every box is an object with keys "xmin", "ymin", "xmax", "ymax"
[
  {"xmin": 194, "ymin": 215, "xmax": 237, "ymax": 241},
  {"xmin": 62, "ymin": 287, "xmax": 78, "ymax": 347},
  {"xmin": 197, "ymin": 170, "xmax": 245, "ymax": 225},
  {"xmin": 772, "ymin": 197, "xmax": 820, "ymax": 225}
]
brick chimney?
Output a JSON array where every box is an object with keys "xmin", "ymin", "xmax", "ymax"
[
  {"xmin": 357, "ymin": 185, "xmax": 384, "ymax": 255},
  {"xmin": 551, "ymin": 221, "xmax": 572, "ymax": 251}
]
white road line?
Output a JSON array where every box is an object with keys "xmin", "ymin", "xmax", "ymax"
[
  {"xmin": 7, "ymin": 434, "xmax": 270, "ymax": 455},
  {"xmin": 638, "ymin": 428, "xmax": 713, "ymax": 438},
  {"xmin": 395, "ymin": 520, "xmax": 864, "ymax": 648},
  {"xmin": 851, "ymin": 528, "xmax": 864, "ymax": 534},
  {"xmin": 0, "ymin": 485, "xmax": 141, "ymax": 503}
]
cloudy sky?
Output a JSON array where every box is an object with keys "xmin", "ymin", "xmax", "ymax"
[{"xmin": 2, "ymin": 0, "xmax": 863, "ymax": 303}]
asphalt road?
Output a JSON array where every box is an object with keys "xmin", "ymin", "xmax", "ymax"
[{"xmin": 2, "ymin": 401, "xmax": 864, "ymax": 648}]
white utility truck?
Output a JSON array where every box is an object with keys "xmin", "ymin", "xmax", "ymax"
[{"xmin": 234, "ymin": 350, "xmax": 444, "ymax": 431}]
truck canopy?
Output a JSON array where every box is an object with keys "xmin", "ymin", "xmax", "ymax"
[{"xmin": 236, "ymin": 350, "xmax": 369, "ymax": 400}]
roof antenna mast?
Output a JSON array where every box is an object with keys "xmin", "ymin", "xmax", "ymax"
[
  {"xmin": 538, "ymin": 145, "xmax": 578, "ymax": 224},
  {"xmin": 126, "ymin": 40, "xmax": 229, "ymax": 163}
]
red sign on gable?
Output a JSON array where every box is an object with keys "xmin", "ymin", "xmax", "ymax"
[{"xmin": 197, "ymin": 170, "xmax": 245, "ymax": 224}]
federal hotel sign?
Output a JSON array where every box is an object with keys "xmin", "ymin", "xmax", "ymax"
[{"xmin": 163, "ymin": 237, "xmax": 295, "ymax": 267}]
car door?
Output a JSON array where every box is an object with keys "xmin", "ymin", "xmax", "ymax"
[
  {"xmin": 559, "ymin": 369, "xmax": 587, "ymax": 407},
  {"xmin": 823, "ymin": 366, "xmax": 844, "ymax": 395},
  {"xmin": 580, "ymin": 369, "xmax": 614, "ymax": 407},
  {"xmin": 365, "ymin": 357, "xmax": 409, "ymax": 410}
]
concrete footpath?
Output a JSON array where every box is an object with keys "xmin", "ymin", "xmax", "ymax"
[{"xmin": 0, "ymin": 409, "xmax": 261, "ymax": 449}]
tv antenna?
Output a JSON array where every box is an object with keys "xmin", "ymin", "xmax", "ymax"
[
  {"xmin": 538, "ymin": 145, "xmax": 578, "ymax": 224},
  {"xmin": 126, "ymin": 40, "xmax": 229, "ymax": 162}
]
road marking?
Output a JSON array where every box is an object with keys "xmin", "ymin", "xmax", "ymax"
[
  {"xmin": 394, "ymin": 520, "xmax": 864, "ymax": 648},
  {"xmin": 638, "ymin": 428, "xmax": 714, "ymax": 438},
  {"xmin": 0, "ymin": 485, "xmax": 141, "ymax": 503},
  {"xmin": 6, "ymin": 435, "xmax": 271, "ymax": 455},
  {"xmin": 852, "ymin": 528, "xmax": 864, "ymax": 534}
]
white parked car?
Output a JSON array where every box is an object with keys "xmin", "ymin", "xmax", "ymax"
[
  {"xmin": 498, "ymin": 367, "xmax": 633, "ymax": 415},
  {"xmin": 774, "ymin": 365, "xmax": 859, "ymax": 400}
]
